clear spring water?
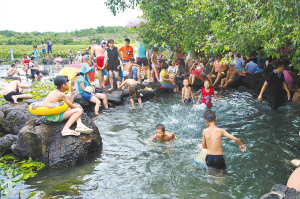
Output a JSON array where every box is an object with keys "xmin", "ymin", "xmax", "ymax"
[
  {"xmin": 5, "ymin": 88, "xmax": 298, "ymax": 199},
  {"xmin": 0, "ymin": 65, "xmax": 299, "ymax": 198}
]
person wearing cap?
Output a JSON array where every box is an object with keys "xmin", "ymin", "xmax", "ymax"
[
  {"xmin": 74, "ymin": 51, "xmax": 82, "ymax": 63},
  {"xmin": 77, "ymin": 65, "xmax": 109, "ymax": 115}
]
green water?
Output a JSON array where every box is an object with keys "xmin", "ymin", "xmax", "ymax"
[{"xmin": 3, "ymin": 88, "xmax": 300, "ymax": 198}]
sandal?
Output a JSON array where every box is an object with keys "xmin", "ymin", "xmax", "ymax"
[
  {"xmin": 75, "ymin": 126, "xmax": 93, "ymax": 134},
  {"xmin": 62, "ymin": 130, "xmax": 80, "ymax": 136}
]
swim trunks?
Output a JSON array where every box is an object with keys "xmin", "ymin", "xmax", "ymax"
[
  {"xmin": 31, "ymin": 69, "xmax": 41, "ymax": 77},
  {"xmin": 129, "ymin": 84, "xmax": 141, "ymax": 99},
  {"xmin": 184, "ymin": 98, "xmax": 192, "ymax": 104},
  {"xmin": 123, "ymin": 71, "xmax": 130, "ymax": 78},
  {"xmin": 191, "ymin": 69, "xmax": 201, "ymax": 76},
  {"xmin": 3, "ymin": 88, "xmax": 24, "ymax": 102},
  {"xmin": 136, "ymin": 58, "xmax": 148, "ymax": 66},
  {"xmin": 205, "ymin": 155, "xmax": 226, "ymax": 169},
  {"xmin": 45, "ymin": 113, "xmax": 63, "ymax": 122},
  {"xmin": 96, "ymin": 56, "xmax": 105, "ymax": 70},
  {"xmin": 152, "ymin": 63, "xmax": 158, "ymax": 68}
]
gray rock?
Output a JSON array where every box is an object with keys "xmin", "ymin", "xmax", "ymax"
[
  {"xmin": 261, "ymin": 184, "xmax": 300, "ymax": 199},
  {"xmin": 0, "ymin": 111, "xmax": 4, "ymax": 132},
  {"xmin": 11, "ymin": 113, "xmax": 102, "ymax": 168},
  {"xmin": 24, "ymin": 98, "xmax": 44, "ymax": 105},
  {"xmin": 4, "ymin": 108, "xmax": 39, "ymax": 135},
  {"xmin": 0, "ymin": 102, "xmax": 28, "ymax": 117},
  {"xmin": 74, "ymin": 93, "xmax": 91, "ymax": 107},
  {"xmin": 0, "ymin": 134, "xmax": 18, "ymax": 157}
]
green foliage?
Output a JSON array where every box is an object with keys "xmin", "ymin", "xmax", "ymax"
[
  {"xmin": 0, "ymin": 154, "xmax": 45, "ymax": 197},
  {"xmin": 24, "ymin": 80, "xmax": 60, "ymax": 100},
  {"xmin": 106, "ymin": 0, "xmax": 300, "ymax": 69}
]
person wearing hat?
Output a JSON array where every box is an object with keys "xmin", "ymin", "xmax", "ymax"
[
  {"xmin": 74, "ymin": 51, "xmax": 82, "ymax": 63},
  {"xmin": 77, "ymin": 65, "xmax": 109, "ymax": 115}
]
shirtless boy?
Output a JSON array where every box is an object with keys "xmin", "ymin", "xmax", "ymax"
[
  {"xmin": 201, "ymin": 110, "xmax": 246, "ymax": 169},
  {"xmin": 7, "ymin": 64, "xmax": 19, "ymax": 77},
  {"xmin": 151, "ymin": 124, "xmax": 176, "ymax": 141},
  {"xmin": 3, "ymin": 77, "xmax": 32, "ymax": 103},
  {"xmin": 81, "ymin": 51, "xmax": 90, "ymax": 65},
  {"xmin": 43, "ymin": 76, "xmax": 93, "ymax": 136},
  {"xmin": 117, "ymin": 75, "xmax": 143, "ymax": 108},
  {"xmin": 29, "ymin": 56, "xmax": 43, "ymax": 80},
  {"xmin": 182, "ymin": 79, "xmax": 195, "ymax": 104},
  {"xmin": 151, "ymin": 48, "xmax": 160, "ymax": 82},
  {"xmin": 219, "ymin": 64, "xmax": 239, "ymax": 87},
  {"xmin": 117, "ymin": 57, "xmax": 141, "ymax": 81},
  {"xmin": 91, "ymin": 42, "xmax": 105, "ymax": 88}
]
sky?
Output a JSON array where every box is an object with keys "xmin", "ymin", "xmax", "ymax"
[{"xmin": 0, "ymin": 0, "xmax": 142, "ymax": 32}]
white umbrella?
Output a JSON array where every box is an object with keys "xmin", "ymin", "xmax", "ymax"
[{"xmin": 124, "ymin": 18, "xmax": 149, "ymax": 28}]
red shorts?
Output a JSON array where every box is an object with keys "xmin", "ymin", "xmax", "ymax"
[
  {"xmin": 191, "ymin": 69, "xmax": 201, "ymax": 76},
  {"xmin": 96, "ymin": 56, "xmax": 105, "ymax": 70}
]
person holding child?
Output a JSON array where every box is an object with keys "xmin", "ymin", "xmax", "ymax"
[
  {"xmin": 77, "ymin": 65, "xmax": 109, "ymax": 115},
  {"xmin": 43, "ymin": 76, "xmax": 93, "ymax": 136}
]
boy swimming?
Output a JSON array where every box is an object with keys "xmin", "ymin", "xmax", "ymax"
[
  {"xmin": 42, "ymin": 76, "xmax": 93, "ymax": 136},
  {"xmin": 151, "ymin": 124, "xmax": 176, "ymax": 141},
  {"xmin": 201, "ymin": 110, "xmax": 246, "ymax": 169},
  {"xmin": 182, "ymin": 79, "xmax": 195, "ymax": 104}
]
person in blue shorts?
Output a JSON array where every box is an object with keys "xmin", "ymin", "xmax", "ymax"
[
  {"xmin": 47, "ymin": 39, "xmax": 53, "ymax": 57},
  {"xmin": 40, "ymin": 42, "xmax": 47, "ymax": 58},
  {"xmin": 33, "ymin": 45, "xmax": 40, "ymax": 62}
]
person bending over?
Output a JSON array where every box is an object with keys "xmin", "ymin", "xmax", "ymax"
[{"xmin": 3, "ymin": 77, "xmax": 32, "ymax": 104}]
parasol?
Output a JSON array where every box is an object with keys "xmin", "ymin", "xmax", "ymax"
[
  {"xmin": 58, "ymin": 63, "xmax": 82, "ymax": 80},
  {"xmin": 124, "ymin": 18, "xmax": 149, "ymax": 28}
]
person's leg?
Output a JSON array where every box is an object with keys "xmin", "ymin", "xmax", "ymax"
[
  {"xmin": 191, "ymin": 75, "xmax": 196, "ymax": 85},
  {"xmin": 219, "ymin": 78, "xmax": 226, "ymax": 87},
  {"xmin": 224, "ymin": 79, "xmax": 233, "ymax": 87},
  {"xmin": 207, "ymin": 74, "xmax": 216, "ymax": 85},
  {"xmin": 61, "ymin": 108, "xmax": 84, "ymax": 133},
  {"xmin": 138, "ymin": 97, "xmax": 143, "ymax": 108},
  {"xmin": 137, "ymin": 67, "xmax": 141, "ymax": 83},
  {"xmin": 130, "ymin": 98, "xmax": 135, "ymax": 108},
  {"xmin": 287, "ymin": 167, "xmax": 300, "ymax": 192},
  {"xmin": 95, "ymin": 93, "xmax": 108, "ymax": 109},
  {"xmin": 11, "ymin": 94, "xmax": 32, "ymax": 104},
  {"xmin": 98, "ymin": 69, "xmax": 104, "ymax": 88},
  {"xmin": 153, "ymin": 66, "xmax": 160, "ymax": 82},
  {"xmin": 146, "ymin": 66, "xmax": 152, "ymax": 82},
  {"xmin": 89, "ymin": 96, "xmax": 101, "ymax": 115},
  {"xmin": 292, "ymin": 92, "xmax": 300, "ymax": 102},
  {"xmin": 108, "ymin": 70, "xmax": 114, "ymax": 91},
  {"xmin": 212, "ymin": 73, "xmax": 222, "ymax": 86},
  {"xmin": 114, "ymin": 71, "xmax": 122, "ymax": 87}
]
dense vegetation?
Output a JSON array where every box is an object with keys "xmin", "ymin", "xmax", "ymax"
[
  {"xmin": 0, "ymin": 26, "xmax": 134, "ymax": 45},
  {"xmin": 105, "ymin": 0, "xmax": 300, "ymax": 67}
]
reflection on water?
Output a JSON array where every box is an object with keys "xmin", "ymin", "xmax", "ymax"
[{"xmin": 2, "ymin": 85, "xmax": 300, "ymax": 198}]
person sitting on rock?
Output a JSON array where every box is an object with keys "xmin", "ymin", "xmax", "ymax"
[
  {"xmin": 43, "ymin": 75, "xmax": 93, "ymax": 136},
  {"xmin": 219, "ymin": 64, "xmax": 239, "ymax": 87},
  {"xmin": 3, "ymin": 77, "xmax": 32, "ymax": 104},
  {"xmin": 77, "ymin": 65, "xmax": 109, "ymax": 115},
  {"xmin": 7, "ymin": 63, "xmax": 20, "ymax": 77},
  {"xmin": 189, "ymin": 58, "xmax": 205, "ymax": 85},
  {"xmin": 117, "ymin": 75, "xmax": 143, "ymax": 108},
  {"xmin": 29, "ymin": 56, "xmax": 43, "ymax": 80}
]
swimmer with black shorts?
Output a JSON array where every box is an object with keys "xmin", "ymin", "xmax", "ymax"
[
  {"xmin": 117, "ymin": 75, "xmax": 143, "ymax": 108},
  {"xmin": 201, "ymin": 110, "xmax": 246, "ymax": 169}
]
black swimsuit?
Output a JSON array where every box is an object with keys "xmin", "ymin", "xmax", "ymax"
[{"xmin": 205, "ymin": 155, "xmax": 226, "ymax": 169}]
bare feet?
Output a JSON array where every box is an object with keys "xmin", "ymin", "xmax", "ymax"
[
  {"xmin": 108, "ymin": 87, "xmax": 114, "ymax": 91},
  {"xmin": 95, "ymin": 112, "xmax": 99, "ymax": 115},
  {"xmin": 11, "ymin": 96, "xmax": 18, "ymax": 104}
]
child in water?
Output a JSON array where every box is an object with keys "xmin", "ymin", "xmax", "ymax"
[
  {"xmin": 151, "ymin": 124, "xmax": 176, "ymax": 141},
  {"xmin": 196, "ymin": 80, "xmax": 221, "ymax": 106},
  {"xmin": 201, "ymin": 110, "xmax": 246, "ymax": 169},
  {"xmin": 182, "ymin": 79, "xmax": 195, "ymax": 104}
]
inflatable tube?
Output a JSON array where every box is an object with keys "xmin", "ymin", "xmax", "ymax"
[{"xmin": 29, "ymin": 101, "xmax": 68, "ymax": 115}]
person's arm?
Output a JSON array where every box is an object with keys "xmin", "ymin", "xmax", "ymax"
[
  {"xmin": 213, "ymin": 93, "xmax": 221, "ymax": 104},
  {"xmin": 151, "ymin": 54, "xmax": 154, "ymax": 63},
  {"xmin": 146, "ymin": 49, "xmax": 149, "ymax": 61},
  {"xmin": 202, "ymin": 131, "xmax": 207, "ymax": 149},
  {"xmin": 210, "ymin": 64, "xmax": 215, "ymax": 74},
  {"xmin": 222, "ymin": 130, "xmax": 246, "ymax": 151},
  {"xmin": 151, "ymin": 134, "xmax": 157, "ymax": 140},
  {"xmin": 80, "ymin": 82, "xmax": 86, "ymax": 91},
  {"xmin": 16, "ymin": 81, "xmax": 32, "ymax": 89},
  {"xmin": 283, "ymin": 82, "xmax": 290, "ymax": 100},
  {"xmin": 135, "ymin": 34, "xmax": 139, "ymax": 43},
  {"xmin": 103, "ymin": 51, "xmax": 108, "ymax": 68},
  {"xmin": 118, "ymin": 48, "xmax": 123, "ymax": 63},
  {"xmin": 90, "ymin": 47, "xmax": 95, "ymax": 62},
  {"xmin": 258, "ymin": 82, "xmax": 268, "ymax": 101},
  {"xmin": 161, "ymin": 75, "xmax": 171, "ymax": 82},
  {"xmin": 133, "ymin": 64, "xmax": 142, "ymax": 68},
  {"xmin": 60, "ymin": 93, "xmax": 81, "ymax": 109},
  {"xmin": 117, "ymin": 63, "xmax": 126, "ymax": 70},
  {"xmin": 171, "ymin": 132, "xmax": 176, "ymax": 140},
  {"xmin": 205, "ymin": 58, "xmax": 213, "ymax": 69},
  {"xmin": 182, "ymin": 87, "xmax": 185, "ymax": 103},
  {"xmin": 197, "ymin": 93, "xmax": 203, "ymax": 104},
  {"xmin": 117, "ymin": 80, "xmax": 127, "ymax": 89}
]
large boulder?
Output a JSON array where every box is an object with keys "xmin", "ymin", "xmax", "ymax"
[
  {"xmin": 11, "ymin": 113, "xmax": 102, "ymax": 168},
  {"xmin": 0, "ymin": 134, "xmax": 18, "ymax": 157},
  {"xmin": 261, "ymin": 184, "xmax": 300, "ymax": 199},
  {"xmin": 242, "ymin": 73, "xmax": 265, "ymax": 94},
  {"xmin": 0, "ymin": 111, "xmax": 4, "ymax": 132},
  {"xmin": 0, "ymin": 102, "xmax": 28, "ymax": 117}
]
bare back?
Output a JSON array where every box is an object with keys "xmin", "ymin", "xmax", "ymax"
[
  {"xmin": 92, "ymin": 45, "xmax": 104, "ymax": 57},
  {"xmin": 228, "ymin": 69, "xmax": 238, "ymax": 79},
  {"xmin": 151, "ymin": 54, "xmax": 157, "ymax": 64},
  {"xmin": 44, "ymin": 90, "xmax": 65, "ymax": 103},
  {"xmin": 124, "ymin": 62, "xmax": 134, "ymax": 72},
  {"xmin": 3, "ymin": 81, "xmax": 18, "ymax": 95},
  {"xmin": 203, "ymin": 126, "xmax": 224, "ymax": 155}
]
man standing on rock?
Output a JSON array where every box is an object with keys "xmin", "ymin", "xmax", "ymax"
[{"xmin": 91, "ymin": 42, "xmax": 105, "ymax": 89}]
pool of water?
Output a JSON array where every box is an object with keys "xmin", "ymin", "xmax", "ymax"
[{"xmin": 6, "ymin": 88, "xmax": 296, "ymax": 198}]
